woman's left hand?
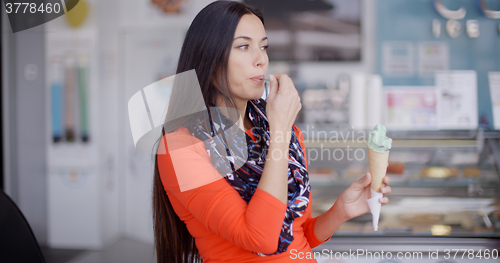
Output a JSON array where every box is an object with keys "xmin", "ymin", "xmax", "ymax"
[{"xmin": 335, "ymin": 172, "xmax": 391, "ymax": 222}]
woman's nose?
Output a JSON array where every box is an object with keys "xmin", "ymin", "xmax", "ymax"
[{"xmin": 255, "ymin": 49, "xmax": 267, "ymax": 68}]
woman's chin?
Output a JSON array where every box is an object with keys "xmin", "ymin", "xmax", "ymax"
[
  {"xmin": 253, "ymin": 88, "xmax": 266, "ymax": 99},
  {"xmin": 241, "ymin": 92, "xmax": 264, "ymax": 101},
  {"xmin": 249, "ymin": 93, "xmax": 264, "ymax": 100}
]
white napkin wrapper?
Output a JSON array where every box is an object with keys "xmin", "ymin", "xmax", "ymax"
[{"xmin": 366, "ymin": 188, "xmax": 383, "ymax": 231}]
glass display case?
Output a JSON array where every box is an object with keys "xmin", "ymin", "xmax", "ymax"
[
  {"xmin": 301, "ymin": 125, "xmax": 500, "ymax": 236},
  {"xmin": 298, "ymin": 124, "xmax": 500, "ymax": 261}
]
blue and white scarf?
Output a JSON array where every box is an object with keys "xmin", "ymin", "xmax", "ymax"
[{"xmin": 186, "ymin": 98, "xmax": 310, "ymax": 256}]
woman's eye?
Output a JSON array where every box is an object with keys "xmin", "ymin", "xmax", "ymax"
[
  {"xmin": 261, "ymin": 45, "xmax": 269, "ymax": 50},
  {"xmin": 238, "ymin": 45, "xmax": 249, "ymax": 50}
]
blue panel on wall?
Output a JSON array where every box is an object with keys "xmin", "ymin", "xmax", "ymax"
[{"xmin": 376, "ymin": 0, "xmax": 500, "ymax": 129}]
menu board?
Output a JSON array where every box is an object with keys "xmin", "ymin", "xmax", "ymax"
[
  {"xmin": 435, "ymin": 70, "xmax": 478, "ymax": 130},
  {"xmin": 385, "ymin": 87, "xmax": 437, "ymax": 130},
  {"xmin": 384, "ymin": 70, "xmax": 479, "ymax": 131},
  {"xmin": 382, "ymin": 41, "xmax": 414, "ymax": 77},
  {"xmin": 418, "ymin": 42, "xmax": 449, "ymax": 77}
]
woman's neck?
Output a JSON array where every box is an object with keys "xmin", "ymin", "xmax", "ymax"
[{"xmin": 214, "ymin": 97, "xmax": 251, "ymax": 131}]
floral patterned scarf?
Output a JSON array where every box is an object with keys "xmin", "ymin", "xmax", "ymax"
[{"xmin": 186, "ymin": 98, "xmax": 310, "ymax": 256}]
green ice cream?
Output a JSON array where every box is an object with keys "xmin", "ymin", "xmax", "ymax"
[{"xmin": 367, "ymin": 124, "xmax": 392, "ymax": 153}]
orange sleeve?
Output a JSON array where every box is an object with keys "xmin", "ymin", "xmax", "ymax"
[
  {"xmin": 302, "ymin": 195, "xmax": 332, "ymax": 248},
  {"xmin": 158, "ymin": 128, "xmax": 288, "ymax": 255},
  {"xmin": 293, "ymin": 125, "xmax": 332, "ymax": 248}
]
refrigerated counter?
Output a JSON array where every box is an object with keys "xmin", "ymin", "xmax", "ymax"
[{"xmin": 297, "ymin": 125, "xmax": 500, "ymax": 262}]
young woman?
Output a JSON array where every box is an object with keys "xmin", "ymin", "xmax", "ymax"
[{"xmin": 152, "ymin": 1, "xmax": 391, "ymax": 262}]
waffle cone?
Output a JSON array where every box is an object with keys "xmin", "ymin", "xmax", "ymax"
[{"xmin": 368, "ymin": 148, "xmax": 389, "ymax": 192}]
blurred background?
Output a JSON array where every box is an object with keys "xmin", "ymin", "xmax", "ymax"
[{"xmin": 1, "ymin": 0, "xmax": 500, "ymax": 262}]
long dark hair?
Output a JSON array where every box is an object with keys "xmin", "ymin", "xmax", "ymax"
[{"xmin": 152, "ymin": 2, "xmax": 264, "ymax": 263}]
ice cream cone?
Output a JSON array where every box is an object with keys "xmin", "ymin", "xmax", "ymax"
[
  {"xmin": 366, "ymin": 124, "xmax": 391, "ymax": 231},
  {"xmin": 368, "ymin": 148, "xmax": 389, "ymax": 192}
]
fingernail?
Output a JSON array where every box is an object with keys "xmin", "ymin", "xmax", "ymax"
[{"xmin": 269, "ymin": 75, "xmax": 276, "ymax": 81}]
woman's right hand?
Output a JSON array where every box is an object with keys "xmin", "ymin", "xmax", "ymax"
[{"xmin": 265, "ymin": 74, "xmax": 302, "ymax": 137}]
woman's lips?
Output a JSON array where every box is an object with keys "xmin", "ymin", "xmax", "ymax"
[{"xmin": 250, "ymin": 76, "xmax": 265, "ymax": 84}]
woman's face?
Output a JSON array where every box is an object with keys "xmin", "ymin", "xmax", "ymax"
[{"xmin": 225, "ymin": 14, "xmax": 269, "ymax": 103}]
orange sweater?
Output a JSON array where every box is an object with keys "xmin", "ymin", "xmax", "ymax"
[{"xmin": 157, "ymin": 124, "xmax": 331, "ymax": 262}]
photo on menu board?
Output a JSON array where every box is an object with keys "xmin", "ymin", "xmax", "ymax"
[{"xmin": 384, "ymin": 87, "xmax": 438, "ymax": 130}]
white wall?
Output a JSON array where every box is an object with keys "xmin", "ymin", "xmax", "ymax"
[{"xmin": 97, "ymin": 0, "xmax": 121, "ymax": 247}]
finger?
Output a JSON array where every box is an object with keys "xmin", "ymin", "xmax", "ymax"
[
  {"xmin": 379, "ymin": 197, "xmax": 389, "ymax": 204},
  {"xmin": 274, "ymin": 74, "xmax": 292, "ymax": 91},
  {"xmin": 381, "ymin": 186, "xmax": 392, "ymax": 195},
  {"xmin": 363, "ymin": 172, "xmax": 372, "ymax": 186},
  {"xmin": 383, "ymin": 175, "xmax": 391, "ymax": 185},
  {"xmin": 268, "ymin": 74, "xmax": 279, "ymax": 95},
  {"xmin": 353, "ymin": 172, "xmax": 371, "ymax": 189},
  {"xmin": 273, "ymin": 73, "xmax": 286, "ymax": 82}
]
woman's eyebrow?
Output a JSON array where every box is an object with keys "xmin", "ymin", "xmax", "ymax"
[{"xmin": 234, "ymin": 36, "xmax": 268, "ymax": 41}]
